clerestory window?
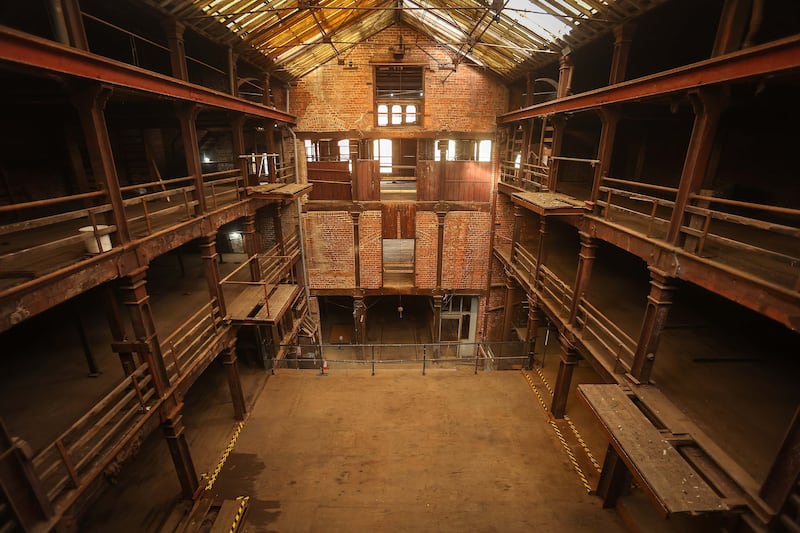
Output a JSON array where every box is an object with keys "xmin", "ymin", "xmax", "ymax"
[{"xmin": 375, "ymin": 65, "xmax": 423, "ymax": 127}]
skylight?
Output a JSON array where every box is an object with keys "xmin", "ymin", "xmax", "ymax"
[{"xmin": 504, "ymin": 0, "xmax": 573, "ymax": 42}]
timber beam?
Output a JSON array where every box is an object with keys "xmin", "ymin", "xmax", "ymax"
[
  {"xmin": 0, "ymin": 26, "xmax": 296, "ymax": 124},
  {"xmin": 499, "ymin": 35, "xmax": 800, "ymax": 123}
]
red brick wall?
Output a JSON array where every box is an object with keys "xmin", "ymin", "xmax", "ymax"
[
  {"xmin": 359, "ymin": 210, "xmax": 382, "ymax": 289},
  {"xmin": 494, "ymin": 193, "xmax": 514, "ymax": 253},
  {"xmin": 441, "ymin": 211, "xmax": 491, "ymax": 289},
  {"xmin": 303, "ymin": 211, "xmax": 355, "ymax": 289},
  {"xmin": 483, "ymin": 256, "xmax": 509, "ymax": 341},
  {"xmin": 414, "ymin": 212, "xmax": 438, "ymax": 288},
  {"xmin": 291, "ymin": 25, "xmax": 508, "ymax": 133}
]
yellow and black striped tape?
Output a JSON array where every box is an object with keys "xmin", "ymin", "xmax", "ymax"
[
  {"xmin": 564, "ymin": 415, "xmax": 601, "ymax": 473},
  {"xmin": 229, "ymin": 496, "xmax": 249, "ymax": 533},
  {"xmin": 521, "ymin": 370, "xmax": 592, "ymax": 493},
  {"xmin": 205, "ymin": 421, "xmax": 245, "ymax": 491}
]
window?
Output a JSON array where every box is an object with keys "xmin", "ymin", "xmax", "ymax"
[
  {"xmin": 434, "ymin": 140, "xmax": 456, "ymax": 162},
  {"xmin": 374, "ymin": 139, "xmax": 393, "ymax": 174},
  {"xmin": 477, "ymin": 140, "xmax": 492, "ymax": 162},
  {"xmin": 375, "ymin": 65, "xmax": 423, "ymax": 127}
]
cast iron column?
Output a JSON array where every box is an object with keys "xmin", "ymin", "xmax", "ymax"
[
  {"xmin": 609, "ymin": 23, "xmax": 636, "ymax": 85},
  {"xmin": 590, "ymin": 108, "xmax": 619, "ymax": 207},
  {"xmin": 200, "ymin": 233, "xmax": 226, "ymax": 317},
  {"xmin": 353, "ymin": 296, "xmax": 366, "ymax": 346},
  {"xmin": 568, "ymin": 232, "xmax": 598, "ymax": 325},
  {"xmin": 273, "ymin": 204, "xmax": 286, "ymax": 256},
  {"xmin": 630, "ymin": 268, "xmax": 676, "ymax": 383},
  {"xmin": 221, "ymin": 343, "xmax": 247, "ymax": 421},
  {"xmin": 550, "ymin": 332, "xmax": 579, "ymax": 419},
  {"xmin": 511, "ymin": 205, "xmax": 523, "ymax": 264},
  {"xmin": 525, "ymin": 293, "xmax": 541, "ymax": 369},
  {"xmin": 162, "ymin": 18, "xmax": 188, "ymax": 81},
  {"xmin": 176, "ymin": 103, "xmax": 207, "ymax": 215},
  {"xmin": 161, "ymin": 406, "xmax": 200, "ymax": 498},
  {"xmin": 73, "ymin": 84, "xmax": 130, "ymax": 244},
  {"xmin": 243, "ymin": 214, "xmax": 261, "ymax": 282},
  {"xmin": 351, "ymin": 210, "xmax": 361, "ymax": 287},
  {"xmin": 546, "ymin": 116, "xmax": 566, "ymax": 192},
  {"xmin": 435, "ymin": 209, "xmax": 447, "ymax": 289}
]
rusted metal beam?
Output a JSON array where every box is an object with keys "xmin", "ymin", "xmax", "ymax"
[
  {"xmin": 499, "ymin": 35, "xmax": 800, "ymax": 123},
  {"xmin": 0, "ymin": 26, "xmax": 295, "ymax": 124}
]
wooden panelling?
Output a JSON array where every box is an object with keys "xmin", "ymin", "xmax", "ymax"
[
  {"xmin": 354, "ymin": 160, "xmax": 380, "ymax": 201},
  {"xmin": 443, "ymin": 161, "xmax": 492, "ymax": 202},
  {"xmin": 416, "ymin": 161, "xmax": 439, "ymax": 201},
  {"xmin": 307, "ymin": 161, "xmax": 351, "ymax": 201}
]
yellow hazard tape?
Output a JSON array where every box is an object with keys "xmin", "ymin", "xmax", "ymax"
[
  {"xmin": 564, "ymin": 415, "xmax": 601, "ymax": 473},
  {"xmin": 229, "ymin": 495, "xmax": 249, "ymax": 533},
  {"xmin": 521, "ymin": 370, "xmax": 592, "ymax": 493},
  {"xmin": 205, "ymin": 421, "xmax": 245, "ymax": 491},
  {"xmin": 533, "ymin": 366, "xmax": 553, "ymax": 396}
]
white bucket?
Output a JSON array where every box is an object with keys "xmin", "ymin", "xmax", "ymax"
[{"xmin": 79, "ymin": 225, "xmax": 112, "ymax": 254}]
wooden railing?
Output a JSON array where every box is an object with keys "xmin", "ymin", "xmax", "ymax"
[
  {"xmin": 499, "ymin": 160, "xmax": 549, "ymax": 191},
  {"xmin": 513, "ymin": 242, "xmax": 538, "ymax": 287},
  {"xmin": 537, "ymin": 265, "xmax": 573, "ymax": 318},
  {"xmin": 596, "ymin": 177, "xmax": 678, "ymax": 239},
  {"xmin": 32, "ymin": 364, "xmax": 158, "ymax": 509},
  {"xmin": 162, "ymin": 301, "xmax": 224, "ymax": 383},
  {"xmin": 121, "ymin": 176, "xmax": 198, "ymax": 237},
  {"xmin": 219, "ymin": 252, "xmax": 295, "ymax": 318},
  {"xmin": 681, "ymin": 194, "xmax": 800, "ymax": 291},
  {"xmin": 0, "ymin": 192, "xmax": 116, "ymax": 283},
  {"xmin": 575, "ymin": 299, "xmax": 636, "ymax": 373},
  {"xmin": 202, "ymin": 170, "xmax": 245, "ymax": 211}
]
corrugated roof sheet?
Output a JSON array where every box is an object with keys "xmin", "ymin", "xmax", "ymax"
[{"xmin": 139, "ymin": 0, "xmax": 663, "ymax": 81}]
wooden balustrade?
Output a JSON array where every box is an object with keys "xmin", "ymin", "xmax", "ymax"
[
  {"xmin": 575, "ymin": 299, "xmax": 636, "ymax": 373},
  {"xmin": 162, "ymin": 301, "xmax": 223, "ymax": 382},
  {"xmin": 537, "ymin": 265, "xmax": 573, "ymax": 317}
]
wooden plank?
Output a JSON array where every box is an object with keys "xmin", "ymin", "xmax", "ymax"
[
  {"xmin": 209, "ymin": 499, "xmax": 248, "ymax": 533},
  {"xmin": 578, "ymin": 383, "xmax": 727, "ymax": 515},
  {"xmin": 252, "ymin": 284, "xmax": 299, "ymax": 322},
  {"xmin": 382, "ymin": 203, "xmax": 397, "ymax": 238},
  {"xmin": 225, "ymin": 285, "xmax": 266, "ymax": 321},
  {"xmin": 399, "ymin": 203, "xmax": 416, "ymax": 239}
]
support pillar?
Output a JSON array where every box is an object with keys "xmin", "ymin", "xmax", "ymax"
[
  {"xmin": 432, "ymin": 294, "xmax": 443, "ymax": 344},
  {"xmin": 550, "ymin": 332, "xmax": 579, "ymax": 419},
  {"xmin": 230, "ymin": 115, "xmax": 253, "ymax": 186},
  {"xmin": 590, "ymin": 108, "xmax": 620, "ymax": 206},
  {"xmin": 760, "ymin": 406, "xmax": 800, "ymax": 513},
  {"xmin": 568, "ymin": 232, "xmax": 598, "ymax": 324},
  {"xmin": 546, "ymin": 117, "xmax": 567, "ymax": 192},
  {"xmin": 630, "ymin": 268, "xmax": 676, "ymax": 384},
  {"xmin": 162, "ymin": 18, "xmax": 188, "ymax": 81},
  {"xmin": 534, "ymin": 216, "xmax": 548, "ymax": 284},
  {"xmin": 712, "ymin": 0, "xmax": 753, "ymax": 56},
  {"xmin": 501, "ymin": 275, "xmax": 519, "ymax": 342},
  {"xmin": 273, "ymin": 204, "xmax": 286, "ymax": 256},
  {"xmin": 200, "ymin": 233, "xmax": 226, "ymax": 317},
  {"xmin": 119, "ymin": 268, "xmax": 170, "ymax": 394},
  {"xmin": 511, "ymin": 205, "xmax": 523, "ymax": 263},
  {"xmin": 227, "ymin": 47, "xmax": 238, "ymax": 97},
  {"xmin": 525, "ymin": 294, "xmax": 541, "ymax": 369},
  {"xmin": 176, "ymin": 104, "xmax": 207, "ymax": 215},
  {"xmin": 667, "ymin": 89, "xmax": 723, "ymax": 245},
  {"xmin": 351, "ymin": 210, "xmax": 361, "ymax": 287},
  {"xmin": 609, "ymin": 23, "xmax": 636, "ymax": 85},
  {"xmin": 0, "ymin": 419, "xmax": 54, "ymax": 530},
  {"xmin": 262, "ymin": 72, "xmax": 271, "ymax": 106},
  {"xmin": 525, "ymin": 71, "xmax": 535, "ymax": 107},
  {"xmin": 435, "ymin": 209, "xmax": 447, "ymax": 289},
  {"xmin": 556, "ymin": 52, "xmax": 574, "ymax": 98},
  {"xmin": 243, "ymin": 214, "xmax": 261, "ymax": 282},
  {"xmin": 353, "ymin": 296, "xmax": 366, "ymax": 345},
  {"xmin": 596, "ymin": 445, "xmax": 631, "ymax": 507},
  {"xmin": 73, "ymin": 298, "xmax": 101, "ymax": 377},
  {"xmin": 73, "ymin": 84, "xmax": 130, "ymax": 243},
  {"xmin": 161, "ymin": 408, "xmax": 200, "ymax": 498},
  {"xmin": 103, "ymin": 283, "xmax": 136, "ymax": 375},
  {"xmin": 221, "ymin": 344, "xmax": 247, "ymax": 421}
]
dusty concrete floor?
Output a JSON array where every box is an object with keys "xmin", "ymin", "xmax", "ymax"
[{"xmin": 210, "ymin": 369, "xmax": 626, "ymax": 533}]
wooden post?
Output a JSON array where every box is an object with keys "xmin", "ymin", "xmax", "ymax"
[
  {"xmin": 712, "ymin": 0, "xmax": 753, "ymax": 56},
  {"xmin": 103, "ymin": 283, "xmax": 137, "ymax": 375},
  {"xmin": 230, "ymin": 115, "xmax": 253, "ymax": 186},
  {"xmin": 609, "ymin": 23, "xmax": 636, "ymax": 85},
  {"xmin": 590, "ymin": 108, "xmax": 619, "ymax": 207},
  {"xmin": 200, "ymin": 233, "xmax": 226, "ymax": 317},
  {"xmin": 630, "ymin": 268, "xmax": 676, "ymax": 384},
  {"xmin": 568, "ymin": 232, "xmax": 598, "ymax": 325},
  {"xmin": 273, "ymin": 204, "xmax": 286, "ymax": 256},
  {"xmin": 511, "ymin": 205, "xmax": 523, "ymax": 264},
  {"xmin": 243, "ymin": 214, "xmax": 261, "ymax": 282},
  {"xmin": 73, "ymin": 84, "xmax": 130, "ymax": 243},
  {"xmin": 550, "ymin": 332, "xmax": 579, "ymax": 418},
  {"xmin": 353, "ymin": 296, "xmax": 366, "ymax": 346},
  {"xmin": 221, "ymin": 344, "xmax": 247, "ymax": 421},
  {"xmin": 262, "ymin": 72, "xmax": 272, "ymax": 106},
  {"xmin": 525, "ymin": 293, "xmax": 541, "ymax": 369},
  {"xmin": 666, "ymin": 89, "xmax": 723, "ymax": 245},
  {"xmin": 161, "ymin": 408, "xmax": 200, "ymax": 498},
  {"xmin": 176, "ymin": 103, "xmax": 207, "ymax": 215},
  {"xmin": 227, "ymin": 46, "xmax": 239, "ymax": 97},
  {"xmin": 162, "ymin": 18, "xmax": 188, "ymax": 81},
  {"xmin": 351, "ymin": 210, "xmax": 361, "ymax": 288},
  {"xmin": 546, "ymin": 116, "xmax": 566, "ymax": 192},
  {"xmin": 597, "ymin": 445, "xmax": 631, "ymax": 507}
]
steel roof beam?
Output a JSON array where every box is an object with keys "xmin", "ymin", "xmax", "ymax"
[
  {"xmin": 0, "ymin": 26, "xmax": 296, "ymax": 123},
  {"xmin": 499, "ymin": 34, "xmax": 800, "ymax": 123}
]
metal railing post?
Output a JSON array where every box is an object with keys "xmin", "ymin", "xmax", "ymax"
[
  {"xmin": 422, "ymin": 346, "xmax": 427, "ymax": 376},
  {"xmin": 371, "ymin": 345, "xmax": 375, "ymax": 376}
]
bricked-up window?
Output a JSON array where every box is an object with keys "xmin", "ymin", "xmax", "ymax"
[{"xmin": 375, "ymin": 65, "xmax": 423, "ymax": 127}]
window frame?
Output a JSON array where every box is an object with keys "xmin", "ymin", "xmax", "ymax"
[{"xmin": 374, "ymin": 64, "xmax": 424, "ymax": 128}]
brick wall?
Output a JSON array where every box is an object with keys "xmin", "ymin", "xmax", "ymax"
[
  {"xmin": 303, "ymin": 211, "xmax": 355, "ymax": 289},
  {"xmin": 414, "ymin": 212, "xmax": 438, "ymax": 288},
  {"xmin": 359, "ymin": 211, "xmax": 382, "ymax": 288},
  {"xmin": 494, "ymin": 194, "xmax": 514, "ymax": 252},
  {"xmin": 291, "ymin": 25, "xmax": 508, "ymax": 133},
  {"xmin": 483, "ymin": 256, "xmax": 509, "ymax": 341},
  {"xmin": 441, "ymin": 211, "xmax": 491, "ymax": 289}
]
